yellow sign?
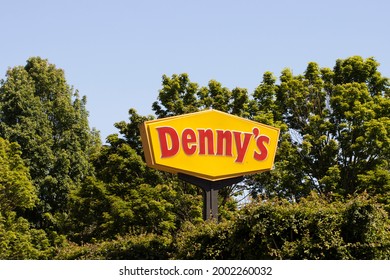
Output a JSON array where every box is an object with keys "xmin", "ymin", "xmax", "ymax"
[{"xmin": 140, "ymin": 110, "xmax": 280, "ymax": 181}]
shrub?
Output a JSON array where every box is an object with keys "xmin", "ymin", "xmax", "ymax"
[
  {"xmin": 175, "ymin": 193, "xmax": 390, "ymax": 259},
  {"xmin": 56, "ymin": 234, "xmax": 173, "ymax": 260}
]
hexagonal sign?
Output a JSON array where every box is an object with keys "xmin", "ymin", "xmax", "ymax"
[{"xmin": 139, "ymin": 109, "xmax": 280, "ymax": 181}]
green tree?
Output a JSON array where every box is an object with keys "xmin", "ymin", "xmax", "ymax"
[
  {"xmin": 152, "ymin": 73, "xmax": 200, "ymax": 118},
  {"xmin": 0, "ymin": 138, "xmax": 54, "ymax": 259},
  {"xmin": 250, "ymin": 56, "xmax": 390, "ymax": 201},
  {"xmin": 66, "ymin": 109, "xmax": 203, "ymax": 243},
  {"xmin": 0, "ymin": 57, "xmax": 99, "ymax": 229},
  {"xmin": 0, "ymin": 66, "xmax": 54, "ymax": 201},
  {"xmin": 152, "ymin": 73, "xmax": 251, "ymax": 118}
]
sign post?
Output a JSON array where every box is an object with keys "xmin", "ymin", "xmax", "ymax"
[
  {"xmin": 139, "ymin": 109, "xmax": 279, "ymax": 221},
  {"xmin": 178, "ymin": 173, "xmax": 243, "ymax": 220}
]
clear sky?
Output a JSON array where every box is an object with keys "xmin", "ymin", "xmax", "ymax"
[{"xmin": 1, "ymin": 0, "xmax": 389, "ymax": 141}]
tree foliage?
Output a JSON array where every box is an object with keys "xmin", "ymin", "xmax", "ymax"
[
  {"xmin": 250, "ymin": 56, "xmax": 390, "ymax": 201},
  {"xmin": 0, "ymin": 212, "xmax": 54, "ymax": 259},
  {"xmin": 75, "ymin": 109, "xmax": 203, "ymax": 243},
  {"xmin": 175, "ymin": 193, "xmax": 390, "ymax": 260},
  {"xmin": 56, "ymin": 234, "xmax": 172, "ymax": 260},
  {"xmin": 0, "ymin": 138, "xmax": 55, "ymax": 259},
  {"xmin": 0, "ymin": 138, "xmax": 37, "ymax": 214},
  {"xmin": 0, "ymin": 57, "xmax": 99, "ymax": 228}
]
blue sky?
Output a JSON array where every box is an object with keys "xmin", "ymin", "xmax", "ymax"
[{"xmin": 1, "ymin": 0, "xmax": 389, "ymax": 141}]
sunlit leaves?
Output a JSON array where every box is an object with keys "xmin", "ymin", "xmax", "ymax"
[
  {"xmin": 251, "ymin": 56, "xmax": 390, "ymax": 200},
  {"xmin": 0, "ymin": 138, "xmax": 37, "ymax": 213}
]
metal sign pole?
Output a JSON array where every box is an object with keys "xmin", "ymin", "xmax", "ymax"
[
  {"xmin": 203, "ymin": 187, "xmax": 218, "ymax": 220},
  {"xmin": 178, "ymin": 173, "xmax": 244, "ymax": 221}
]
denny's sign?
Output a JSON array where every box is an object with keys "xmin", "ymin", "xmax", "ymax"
[{"xmin": 140, "ymin": 110, "xmax": 280, "ymax": 181}]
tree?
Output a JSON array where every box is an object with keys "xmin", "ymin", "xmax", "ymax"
[
  {"xmin": 64, "ymin": 108, "xmax": 203, "ymax": 243},
  {"xmin": 152, "ymin": 73, "xmax": 251, "ymax": 118},
  {"xmin": 0, "ymin": 57, "xmax": 100, "ymax": 229},
  {"xmin": 250, "ymin": 56, "xmax": 390, "ymax": 201},
  {"xmin": 0, "ymin": 137, "xmax": 54, "ymax": 259},
  {"xmin": 152, "ymin": 74, "xmax": 200, "ymax": 118},
  {"xmin": 0, "ymin": 66, "xmax": 54, "ymax": 200}
]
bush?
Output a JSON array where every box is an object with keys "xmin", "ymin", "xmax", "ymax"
[
  {"xmin": 56, "ymin": 234, "xmax": 173, "ymax": 260},
  {"xmin": 175, "ymin": 193, "xmax": 390, "ymax": 259},
  {"xmin": 0, "ymin": 212, "xmax": 54, "ymax": 259},
  {"xmin": 174, "ymin": 221, "xmax": 233, "ymax": 259}
]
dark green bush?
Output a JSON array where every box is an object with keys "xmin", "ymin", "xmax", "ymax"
[
  {"xmin": 175, "ymin": 193, "xmax": 390, "ymax": 259},
  {"xmin": 56, "ymin": 234, "xmax": 173, "ymax": 260}
]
